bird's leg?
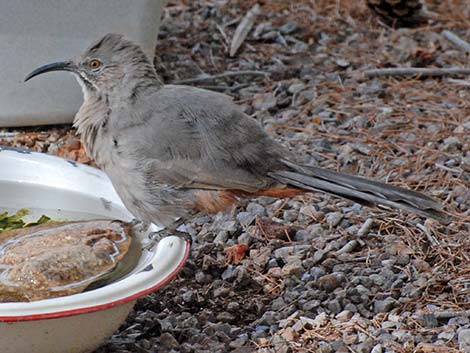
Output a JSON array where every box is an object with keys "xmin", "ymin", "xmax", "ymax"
[
  {"xmin": 143, "ymin": 218, "xmax": 192, "ymax": 251},
  {"xmin": 112, "ymin": 218, "xmax": 150, "ymax": 233},
  {"xmin": 129, "ymin": 218, "xmax": 151, "ymax": 233}
]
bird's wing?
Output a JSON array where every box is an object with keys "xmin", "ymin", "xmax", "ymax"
[{"xmin": 113, "ymin": 85, "xmax": 288, "ymax": 192}]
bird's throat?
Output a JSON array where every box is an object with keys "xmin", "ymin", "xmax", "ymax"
[{"xmin": 73, "ymin": 93, "xmax": 110, "ymax": 163}]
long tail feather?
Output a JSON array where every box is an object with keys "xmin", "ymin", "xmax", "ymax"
[{"xmin": 269, "ymin": 160, "xmax": 447, "ymax": 222}]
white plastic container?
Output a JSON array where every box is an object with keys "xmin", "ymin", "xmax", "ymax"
[
  {"xmin": 0, "ymin": 0, "xmax": 165, "ymax": 127},
  {"xmin": 0, "ymin": 147, "xmax": 189, "ymax": 353}
]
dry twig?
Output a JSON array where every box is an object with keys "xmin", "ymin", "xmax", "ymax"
[
  {"xmin": 433, "ymin": 310, "xmax": 470, "ymax": 319},
  {"xmin": 448, "ymin": 78, "xmax": 470, "ymax": 87},
  {"xmin": 363, "ymin": 67, "xmax": 470, "ymax": 78},
  {"xmin": 442, "ymin": 30, "xmax": 470, "ymax": 53},
  {"xmin": 230, "ymin": 3, "xmax": 261, "ymax": 57},
  {"xmin": 171, "ymin": 70, "xmax": 268, "ymax": 84},
  {"xmin": 417, "ymin": 223, "xmax": 440, "ymax": 246}
]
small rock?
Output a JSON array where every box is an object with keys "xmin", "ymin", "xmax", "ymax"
[
  {"xmin": 281, "ymin": 327, "xmax": 298, "ymax": 341},
  {"xmin": 195, "ymin": 271, "xmax": 211, "ymax": 284},
  {"xmin": 381, "ymin": 259, "xmax": 396, "ymax": 267},
  {"xmin": 267, "ymin": 258, "xmax": 279, "ymax": 269},
  {"xmin": 258, "ymin": 311, "xmax": 279, "ymax": 325},
  {"xmin": 218, "ymin": 220, "xmax": 238, "ymax": 233},
  {"xmin": 354, "ymin": 340, "xmax": 375, "ymax": 353},
  {"xmin": 237, "ymin": 232, "xmax": 252, "ymax": 245},
  {"xmin": 296, "ymin": 89, "xmax": 317, "ymax": 105},
  {"xmin": 374, "ymin": 297, "xmax": 397, "ymax": 313},
  {"xmin": 236, "ymin": 212, "xmax": 256, "ymax": 227},
  {"xmin": 381, "ymin": 321, "xmax": 399, "ymax": 329},
  {"xmin": 272, "ymin": 334, "xmax": 289, "ymax": 353},
  {"xmin": 262, "ymin": 30, "xmax": 279, "ymax": 41},
  {"xmin": 371, "ymin": 344, "xmax": 383, "ymax": 353},
  {"xmin": 288, "ymin": 82, "xmax": 306, "ymax": 95},
  {"xmin": 318, "ymin": 273, "xmax": 345, "ymax": 291},
  {"xmin": 272, "ymin": 297, "xmax": 287, "ymax": 311},
  {"xmin": 369, "ymin": 274, "xmax": 385, "ymax": 287},
  {"xmin": 304, "ymin": 224, "xmax": 326, "ymax": 240},
  {"xmin": 335, "ymin": 58, "xmax": 350, "ymax": 68},
  {"xmin": 391, "ymin": 329, "xmax": 409, "ymax": 341},
  {"xmin": 326, "ymin": 212, "xmax": 343, "ymax": 227},
  {"xmin": 158, "ymin": 317, "xmax": 173, "ymax": 332},
  {"xmin": 294, "ymin": 229, "xmax": 310, "ymax": 241},
  {"xmin": 159, "ymin": 332, "xmax": 179, "ymax": 349},
  {"xmin": 257, "ymin": 218, "xmax": 294, "ymax": 239},
  {"xmin": 213, "ymin": 286, "xmax": 231, "ymax": 298},
  {"xmin": 216, "ymin": 311, "xmax": 235, "ymax": 323},
  {"xmin": 293, "ymin": 315, "xmax": 321, "ymax": 332},
  {"xmin": 251, "ymin": 247, "xmax": 272, "ymax": 268},
  {"xmin": 234, "ymin": 266, "xmax": 251, "ymax": 286},
  {"xmin": 246, "ymin": 202, "xmax": 266, "ymax": 216},
  {"xmin": 343, "ymin": 328, "xmax": 358, "ymax": 345},
  {"xmin": 310, "ymin": 266, "xmax": 326, "ymax": 280},
  {"xmin": 317, "ymin": 341, "xmax": 334, "ymax": 353},
  {"xmin": 330, "ymin": 339, "xmax": 349, "ymax": 353},
  {"xmin": 328, "ymin": 299, "xmax": 342, "ymax": 314},
  {"xmin": 438, "ymin": 331, "xmax": 455, "ymax": 341},
  {"xmin": 227, "ymin": 301, "xmax": 240, "ymax": 312},
  {"xmin": 253, "ymin": 93, "xmax": 277, "ymax": 111},
  {"xmin": 449, "ymin": 316, "xmax": 470, "ymax": 326},
  {"xmin": 442, "ymin": 136, "xmax": 461, "ymax": 152},
  {"xmin": 274, "ymin": 245, "xmax": 310, "ymax": 262},
  {"xmin": 214, "ymin": 231, "xmax": 229, "ymax": 244},
  {"xmin": 302, "ymin": 299, "xmax": 320, "ymax": 312},
  {"xmin": 459, "ymin": 329, "xmax": 470, "ymax": 351},
  {"xmin": 221, "ymin": 265, "xmax": 235, "ymax": 281},
  {"xmin": 181, "ymin": 290, "xmax": 195, "ymax": 303},
  {"xmin": 308, "ymin": 313, "xmax": 327, "ymax": 328},
  {"xmin": 284, "ymin": 289, "xmax": 300, "ymax": 303},
  {"xmin": 336, "ymin": 310, "xmax": 353, "ymax": 322},
  {"xmin": 279, "ymin": 310, "xmax": 301, "ymax": 328},
  {"xmin": 301, "ymin": 272, "xmax": 312, "ymax": 282},
  {"xmin": 395, "ymin": 254, "xmax": 410, "ymax": 266},
  {"xmin": 267, "ymin": 267, "xmax": 282, "ymax": 278},
  {"xmin": 412, "ymin": 258, "xmax": 432, "ymax": 272},
  {"xmin": 282, "ymin": 263, "xmax": 303, "ymax": 277},
  {"xmin": 283, "ymin": 209, "xmax": 298, "ymax": 222},
  {"xmin": 312, "ymin": 249, "xmax": 327, "ymax": 264},
  {"xmin": 344, "ymin": 303, "xmax": 357, "ymax": 313},
  {"xmin": 229, "ymin": 334, "xmax": 249, "ymax": 349},
  {"xmin": 279, "ymin": 21, "xmax": 298, "ymax": 35},
  {"xmin": 419, "ymin": 313, "xmax": 438, "ymax": 328}
]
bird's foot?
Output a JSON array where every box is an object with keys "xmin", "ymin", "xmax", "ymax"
[
  {"xmin": 143, "ymin": 228, "xmax": 192, "ymax": 251},
  {"xmin": 121, "ymin": 218, "xmax": 150, "ymax": 233}
]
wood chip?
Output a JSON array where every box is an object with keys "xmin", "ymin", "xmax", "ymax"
[{"xmin": 229, "ymin": 3, "xmax": 261, "ymax": 57}]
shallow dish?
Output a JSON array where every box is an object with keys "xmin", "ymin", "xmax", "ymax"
[{"xmin": 0, "ymin": 146, "xmax": 189, "ymax": 353}]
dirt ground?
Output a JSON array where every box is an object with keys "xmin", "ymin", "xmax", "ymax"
[{"xmin": 1, "ymin": 1, "xmax": 470, "ymax": 352}]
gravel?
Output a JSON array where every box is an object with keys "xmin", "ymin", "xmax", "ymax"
[{"xmin": 459, "ymin": 329, "xmax": 470, "ymax": 352}]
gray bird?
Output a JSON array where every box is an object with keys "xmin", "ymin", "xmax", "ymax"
[{"xmin": 25, "ymin": 34, "xmax": 446, "ymax": 241}]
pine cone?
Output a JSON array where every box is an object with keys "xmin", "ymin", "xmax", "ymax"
[{"xmin": 366, "ymin": 0, "xmax": 427, "ymax": 27}]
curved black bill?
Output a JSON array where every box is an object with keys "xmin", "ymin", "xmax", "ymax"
[{"xmin": 24, "ymin": 61, "xmax": 75, "ymax": 82}]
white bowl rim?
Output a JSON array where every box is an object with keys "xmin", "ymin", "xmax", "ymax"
[{"xmin": 0, "ymin": 147, "xmax": 190, "ymax": 322}]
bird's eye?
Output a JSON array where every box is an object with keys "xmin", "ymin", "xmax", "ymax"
[{"xmin": 89, "ymin": 59, "xmax": 102, "ymax": 70}]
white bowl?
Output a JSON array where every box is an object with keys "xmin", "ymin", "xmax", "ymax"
[{"xmin": 0, "ymin": 146, "xmax": 189, "ymax": 353}]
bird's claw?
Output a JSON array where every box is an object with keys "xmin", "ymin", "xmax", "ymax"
[
  {"xmin": 124, "ymin": 218, "xmax": 150, "ymax": 233},
  {"xmin": 143, "ymin": 228, "xmax": 192, "ymax": 251}
]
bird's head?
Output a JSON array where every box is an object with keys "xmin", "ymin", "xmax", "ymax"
[{"xmin": 25, "ymin": 33, "xmax": 160, "ymax": 96}]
